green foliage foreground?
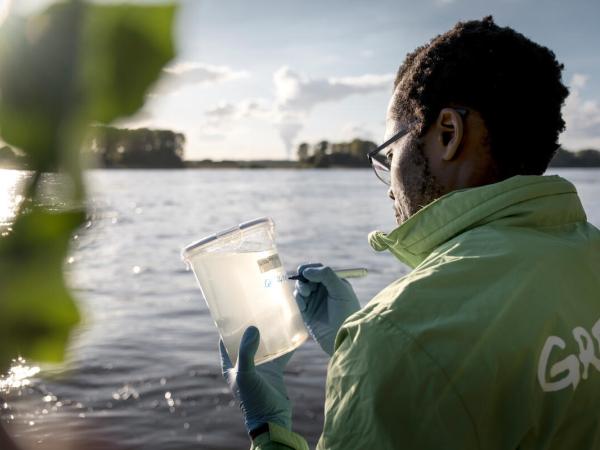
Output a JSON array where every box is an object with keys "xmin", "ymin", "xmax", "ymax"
[{"xmin": 0, "ymin": 0, "xmax": 176, "ymax": 371}]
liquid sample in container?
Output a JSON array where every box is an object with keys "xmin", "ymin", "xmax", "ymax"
[{"xmin": 182, "ymin": 218, "xmax": 308, "ymax": 365}]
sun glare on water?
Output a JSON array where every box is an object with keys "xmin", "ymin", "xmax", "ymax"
[
  {"xmin": 0, "ymin": 169, "xmax": 26, "ymax": 229},
  {"xmin": 0, "ymin": 357, "xmax": 40, "ymax": 393}
]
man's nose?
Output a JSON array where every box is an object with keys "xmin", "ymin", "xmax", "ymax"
[{"xmin": 388, "ymin": 188, "xmax": 395, "ymax": 200}]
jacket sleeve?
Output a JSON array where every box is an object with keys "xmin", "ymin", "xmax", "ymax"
[
  {"xmin": 249, "ymin": 422, "xmax": 310, "ymax": 450},
  {"xmin": 316, "ymin": 313, "xmax": 480, "ymax": 450}
]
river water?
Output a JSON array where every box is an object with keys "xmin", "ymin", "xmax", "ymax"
[{"xmin": 1, "ymin": 168, "xmax": 599, "ymax": 450}]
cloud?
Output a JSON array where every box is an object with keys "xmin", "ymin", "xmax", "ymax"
[
  {"xmin": 195, "ymin": 98, "xmax": 272, "ymax": 145},
  {"xmin": 204, "ymin": 101, "xmax": 237, "ymax": 120},
  {"xmin": 561, "ymin": 73, "xmax": 600, "ymax": 149},
  {"xmin": 197, "ymin": 66, "xmax": 393, "ymax": 158},
  {"xmin": 153, "ymin": 62, "xmax": 250, "ymax": 95},
  {"xmin": 203, "ymin": 98, "xmax": 271, "ymax": 122},
  {"xmin": 274, "ymin": 66, "xmax": 393, "ymax": 112},
  {"xmin": 272, "ymin": 66, "xmax": 393, "ymax": 157},
  {"xmin": 340, "ymin": 122, "xmax": 377, "ymax": 141},
  {"xmin": 238, "ymin": 98, "xmax": 272, "ymax": 119},
  {"xmin": 571, "ymin": 73, "xmax": 588, "ymax": 89}
]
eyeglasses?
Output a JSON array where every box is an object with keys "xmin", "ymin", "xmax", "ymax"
[{"xmin": 367, "ymin": 107, "xmax": 468, "ymax": 185}]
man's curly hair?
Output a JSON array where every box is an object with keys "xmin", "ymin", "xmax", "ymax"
[{"xmin": 393, "ymin": 16, "xmax": 569, "ymax": 178}]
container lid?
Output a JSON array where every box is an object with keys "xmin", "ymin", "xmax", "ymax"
[{"xmin": 181, "ymin": 217, "xmax": 273, "ymax": 260}]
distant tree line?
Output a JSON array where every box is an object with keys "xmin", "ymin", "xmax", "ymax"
[
  {"xmin": 0, "ymin": 126, "xmax": 186, "ymax": 169},
  {"xmin": 547, "ymin": 148, "xmax": 600, "ymax": 168},
  {"xmin": 297, "ymin": 139, "xmax": 376, "ymax": 167},
  {"xmin": 2, "ymin": 138, "xmax": 600, "ymax": 170},
  {"xmin": 297, "ymin": 141, "xmax": 600, "ymax": 169},
  {"xmin": 86, "ymin": 125, "xmax": 185, "ymax": 168}
]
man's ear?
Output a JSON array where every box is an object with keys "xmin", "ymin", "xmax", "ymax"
[{"xmin": 437, "ymin": 108, "xmax": 464, "ymax": 161}]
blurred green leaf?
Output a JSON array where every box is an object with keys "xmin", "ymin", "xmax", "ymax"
[
  {"xmin": 0, "ymin": 2, "xmax": 85, "ymax": 172},
  {"xmin": 0, "ymin": 208, "xmax": 84, "ymax": 371},
  {"xmin": 83, "ymin": 3, "xmax": 176, "ymax": 122},
  {"xmin": 0, "ymin": 0, "xmax": 177, "ymax": 371},
  {"xmin": 0, "ymin": 1, "xmax": 176, "ymax": 173}
]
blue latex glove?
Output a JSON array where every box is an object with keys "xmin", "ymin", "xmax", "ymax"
[
  {"xmin": 293, "ymin": 263, "xmax": 361, "ymax": 356},
  {"xmin": 219, "ymin": 326, "xmax": 294, "ymax": 434}
]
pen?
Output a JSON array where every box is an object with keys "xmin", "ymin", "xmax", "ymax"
[{"xmin": 288, "ymin": 267, "xmax": 368, "ymax": 283}]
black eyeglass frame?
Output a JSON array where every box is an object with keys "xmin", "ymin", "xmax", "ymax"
[{"xmin": 367, "ymin": 107, "xmax": 469, "ymax": 185}]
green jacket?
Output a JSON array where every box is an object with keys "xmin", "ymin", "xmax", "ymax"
[{"xmin": 251, "ymin": 175, "xmax": 600, "ymax": 450}]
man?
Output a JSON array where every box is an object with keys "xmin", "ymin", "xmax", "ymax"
[{"xmin": 219, "ymin": 16, "xmax": 600, "ymax": 449}]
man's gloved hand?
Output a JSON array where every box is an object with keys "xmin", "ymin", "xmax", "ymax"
[
  {"xmin": 293, "ymin": 263, "xmax": 361, "ymax": 356},
  {"xmin": 219, "ymin": 326, "xmax": 294, "ymax": 435}
]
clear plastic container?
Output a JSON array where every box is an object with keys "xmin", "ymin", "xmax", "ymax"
[{"xmin": 181, "ymin": 217, "xmax": 308, "ymax": 365}]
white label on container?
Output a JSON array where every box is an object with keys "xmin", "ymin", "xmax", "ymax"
[{"xmin": 257, "ymin": 254, "xmax": 282, "ymax": 273}]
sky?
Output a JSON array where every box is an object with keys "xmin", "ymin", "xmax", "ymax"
[{"xmin": 4, "ymin": 0, "xmax": 600, "ymax": 160}]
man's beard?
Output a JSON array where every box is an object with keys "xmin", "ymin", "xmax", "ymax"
[{"xmin": 394, "ymin": 135, "xmax": 445, "ymax": 225}]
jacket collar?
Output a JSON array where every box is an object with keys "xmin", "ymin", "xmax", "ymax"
[{"xmin": 368, "ymin": 175, "xmax": 586, "ymax": 268}]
